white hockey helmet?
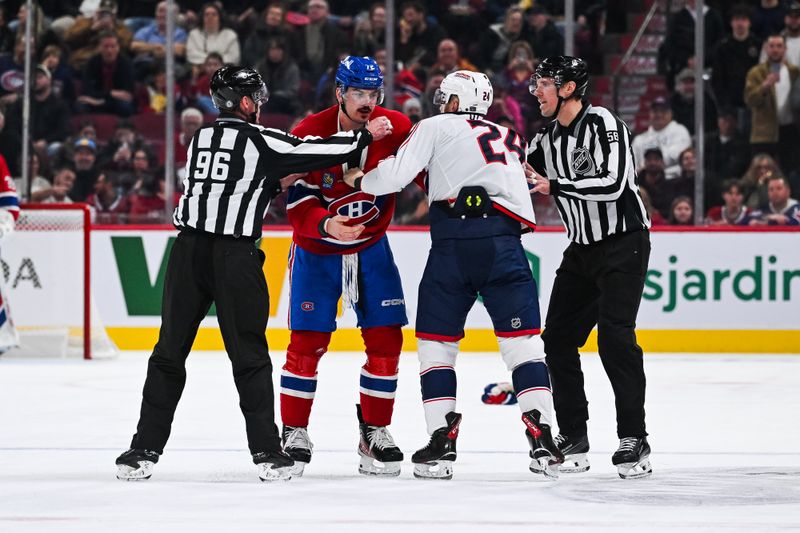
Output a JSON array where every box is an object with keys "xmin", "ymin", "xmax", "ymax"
[{"xmin": 433, "ymin": 70, "xmax": 493, "ymax": 115}]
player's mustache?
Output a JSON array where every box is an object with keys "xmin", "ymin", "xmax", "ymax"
[{"xmin": 358, "ymin": 106, "xmax": 372, "ymax": 114}]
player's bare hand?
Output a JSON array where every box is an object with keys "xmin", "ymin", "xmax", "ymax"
[
  {"xmin": 367, "ymin": 116, "xmax": 393, "ymax": 140},
  {"xmin": 279, "ymin": 172, "xmax": 307, "ymax": 191},
  {"xmin": 523, "ymin": 161, "xmax": 535, "ymax": 180},
  {"xmin": 530, "ymin": 172, "xmax": 551, "ymax": 195},
  {"xmin": 325, "ymin": 215, "xmax": 366, "ymax": 241},
  {"xmin": 343, "ymin": 167, "xmax": 364, "ymax": 187}
]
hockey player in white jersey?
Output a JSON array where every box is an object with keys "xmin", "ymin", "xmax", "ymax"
[{"xmin": 344, "ymin": 70, "xmax": 563, "ymax": 479}]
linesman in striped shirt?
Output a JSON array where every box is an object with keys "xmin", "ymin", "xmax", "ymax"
[
  {"xmin": 115, "ymin": 66, "xmax": 393, "ymax": 483},
  {"xmin": 526, "ymin": 56, "xmax": 653, "ymax": 479}
]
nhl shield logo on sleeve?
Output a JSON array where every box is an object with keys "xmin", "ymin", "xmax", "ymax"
[
  {"xmin": 571, "ymin": 147, "xmax": 596, "ymax": 175},
  {"xmin": 511, "ymin": 317, "xmax": 522, "ymax": 329}
]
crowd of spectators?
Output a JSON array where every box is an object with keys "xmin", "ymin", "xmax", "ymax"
[{"xmin": 0, "ymin": 0, "xmax": 797, "ymax": 227}]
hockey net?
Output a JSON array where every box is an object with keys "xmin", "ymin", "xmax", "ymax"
[{"xmin": 2, "ymin": 204, "xmax": 117, "ymax": 359}]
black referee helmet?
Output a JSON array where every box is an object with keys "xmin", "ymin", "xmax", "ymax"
[
  {"xmin": 529, "ymin": 56, "xmax": 589, "ymax": 99},
  {"xmin": 210, "ymin": 66, "xmax": 269, "ymax": 111}
]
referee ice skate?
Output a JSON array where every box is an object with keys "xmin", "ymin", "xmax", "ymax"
[
  {"xmin": 115, "ymin": 66, "xmax": 392, "ymax": 482},
  {"xmin": 527, "ymin": 56, "xmax": 653, "ymax": 479}
]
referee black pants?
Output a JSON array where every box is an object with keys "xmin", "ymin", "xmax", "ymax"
[
  {"xmin": 130, "ymin": 230, "xmax": 282, "ymax": 455},
  {"xmin": 542, "ymin": 229, "xmax": 650, "ymax": 439}
]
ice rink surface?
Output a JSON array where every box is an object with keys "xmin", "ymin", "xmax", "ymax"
[{"xmin": 1, "ymin": 351, "xmax": 799, "ymax": 532}]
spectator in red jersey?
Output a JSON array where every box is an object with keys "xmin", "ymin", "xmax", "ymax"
[
  {"xmin": 705, "ymin": 179, "xmax": 751, "ymax": 225},
  {"xmin": 639, "ymin": 188, "xmax": 666, "ymax": 226},
  {"xmin": 188, "ymin": 52, "xmax": 224, "ymax": 115}
]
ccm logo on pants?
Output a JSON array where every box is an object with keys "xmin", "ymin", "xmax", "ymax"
[{"xmin": 381, "ymin": 299, "xmax": 405, "ymax": 307}]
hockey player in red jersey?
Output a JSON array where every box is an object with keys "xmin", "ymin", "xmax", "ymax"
[
  {"xmin": 0, "ymin": 153, "xmax": 20, "ymax": 353},
  {"xmin": 280, "ymin": 56, "xmax": 412, "ymax": 477}
]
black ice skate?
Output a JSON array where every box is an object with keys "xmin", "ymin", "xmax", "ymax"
[
  {"xmin": 612, "ymin": 437, "xmax": 652, "ymax": 479},
  {"xmin": 356, "ymin": 404, "xmax": 403, "ymax": 477},
  {"xmin": 412, "ymin": 411, "xmax": 462, "ymax": 480},
  {"xmin": 115, "ymin": 448, "xmax": 160, "ymax": 481},
  {"xmin": 253, "ymin": 450, "xmax": 294, "ymax": 482},
  {"xmin": 522, "ymin": 410, "xmax": 564, "ymax": 480},
  {"xmin": 551, "ymin": 433, "xmax": 591, "ymax": 473},
  {"xmin": 282, "ymin": 425, "xmax": 313, "ymax": 477}
]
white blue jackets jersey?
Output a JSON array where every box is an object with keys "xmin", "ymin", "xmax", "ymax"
[{"xmin": 360, "ymin": 113, "xmax": 536, "ymax": 229}]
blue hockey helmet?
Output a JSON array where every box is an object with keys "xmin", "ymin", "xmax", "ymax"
[{"xmin": 335, "ymin": 56, "xmax": 384, "ymax": 104}]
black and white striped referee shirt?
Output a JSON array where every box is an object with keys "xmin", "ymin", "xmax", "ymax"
[
  {"xmin": 174, "ymin": 116, "xmax": 372, "ymax": 238},
  {"xmin": 527, "ymin": 102, "xmax": 650, "ymax": 244}
]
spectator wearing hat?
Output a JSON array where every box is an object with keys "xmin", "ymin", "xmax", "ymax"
[
  {"xmin": 401, "ymin": 97, "xmax": 422, "ymax": 124},
  {"xmin": 670, "ymin": 67, "xmax": 717, "ymax": 135},
  {"xmin": 745, "ymin": 34, "xmax": 800, "ymax": 174},
  {"xmin": 64, "ymin": 0, "xmax": 133, "ymax": 71},
  {"xmin": 76, "ymin": 31, "xmax": 136, "ymax": 117},
  {"xmin": 631, "ymin": 97, "xmax": 692, "ymax": 180},
  {"xmin": 6, "ymin": 64, "xmax": 71, "ymax": 157},
  {"xmin": 525, "ymin": 5, "xmax": 564, "ymax": 60},
  {"xmin": 712, "ymin": 4, "xmax": 761, "ymax": 132},
  {"xmin": 781, "ymin": 2, "xmax": 800, "ymax": 67},
  {"xmin": 69, "ymin": 137, "xmax": 100, "ymax": 202}
]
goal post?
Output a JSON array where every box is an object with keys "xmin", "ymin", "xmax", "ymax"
[{"xmin": 2, "ymin": 203, "xmax": 117, "ymax": 359}]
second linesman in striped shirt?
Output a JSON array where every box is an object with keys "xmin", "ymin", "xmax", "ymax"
[
  {"xmin": 526, "ymin": 56, "xmax": 653, "ymax": 480},
  {"xmin": 116, "ymin": 66, "xmax": 394, "ymax": 483}
]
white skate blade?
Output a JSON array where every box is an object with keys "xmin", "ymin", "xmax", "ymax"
[
  {"xmin": 358, "ymin": 455, "xmax": 401, "ymax": 477},
  {"xmin": 116, "ymin": 461, "xmax": 154, "ymax": 481},
  {"xmin": 529, "ymin": 456, "xmax": 559, "ymax": 480},
  {"xmin": 413, "ymin": 461, "xmax": 454, "ymax": 480},
  {"xmin": 258, "ymin": 463, "xmax": 293, "ymax": 482},
  {"xmin": 559, "ymin": 453, "xmax": 590, "ymax": 473},
  {"xmin": 616, "ymin": 456, "xmax": 652, "ymax": 479},
  {"xmin": 288, "ymin": 461, "xmax": 307, "ymax": 477}
]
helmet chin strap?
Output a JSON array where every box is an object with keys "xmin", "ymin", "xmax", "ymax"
[{"xmin": 545, "ymin": 91, "xmax": 566, "ymax": 119}]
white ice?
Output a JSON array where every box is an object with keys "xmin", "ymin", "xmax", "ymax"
[{"xmin": 1, "ymin": 352, "xmax": 799, "ymax": 532}]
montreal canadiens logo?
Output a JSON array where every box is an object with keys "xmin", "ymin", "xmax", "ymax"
[
  {"xmin": 301, "ymin": 302, "xmax": 315, "ymax": 311},
  {"xmin": 571, "ymin": 147, "xmax": 595, "ymax": 175},
  {"xmin": 328, "ymin": 191, "xmax": 380, "ymax": 226}
]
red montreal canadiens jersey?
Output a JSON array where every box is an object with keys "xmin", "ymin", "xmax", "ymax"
[
  {"xmin": 0, "ymin": 154, "xmax": 20, "ymax": 221},
  {"xmin": 287, "ymin": 105, "xmax": 412, "ymax": 254}
]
